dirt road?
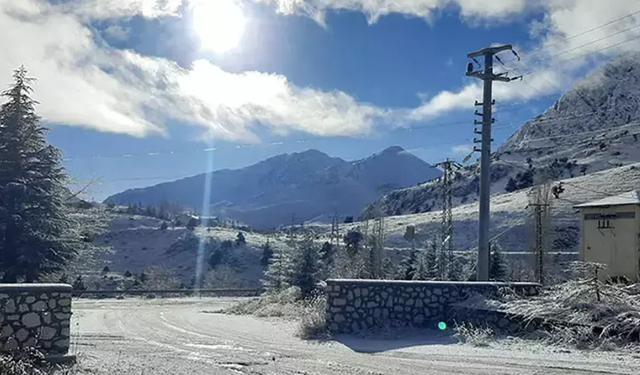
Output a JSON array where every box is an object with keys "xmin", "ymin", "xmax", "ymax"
[{"xmin": 71, "ymin": 298, "xmax": 640, "ymax": 375}]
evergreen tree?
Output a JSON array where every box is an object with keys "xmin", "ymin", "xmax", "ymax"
[
  {"xmin": 160, "ymin": 221, "xmax": 168, "ymax": 231},
  {"xmin": 72, "ymin": 275, "xmax": 86, "ymax": 291},
  {"xmin": 235, "ymin": 231, "xmax": 246, "ymax": 246},
  {"xmin": 399, "ymin": 248, "xmax": 418, "ymax": 280},
  {"xmin": 260, "ymin": 240, "xmax": 273, "ymax": 266},
  {"xmin": 263, "ymin": 245, "xmax": 291, "ymax": 291},
  {"xmin": 489, "ymin": 242, "xmax": 507, "ymax": 281},
  {"xmin": 412, "ymin": 251, "xmax": 429, "ymax": 280},
  {"xmin": 186, "ymin": 217, "xmax": 198, "ymax": 230},
  {"xmin": 320, "ymin": 241, "xmax": 335, "ymax": 268},
  {"xmin": 288, "ymin": 235, "xmax": 321, "ymax": 297},
  {"xmin": 343, "ymin": 230, "xmax": 362, "ymax": 258},
  {"xmin": 0, "ymin": 67, "xmax": 77, "ymax": 282},
  {"xmin": 426, "ymin": 237, "xmax": 439, "ymax": 279}
]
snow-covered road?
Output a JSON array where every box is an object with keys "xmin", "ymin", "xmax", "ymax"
[{"xmin": 70, "ymin": 298, "xmax": 640, "ymax": 375}]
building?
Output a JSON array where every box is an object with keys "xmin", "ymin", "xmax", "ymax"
[
  {"xmin": 575, "ymin": 190, "xmax": 640, "ymax": 281},
  {"xmin": 175, "ymin": 213, "xmax": 200, "ymax": 227}
]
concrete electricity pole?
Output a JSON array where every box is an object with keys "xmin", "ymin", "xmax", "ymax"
[{"xmin": 466, "ymin": 45, "xmax": 520, "ymax": 281}]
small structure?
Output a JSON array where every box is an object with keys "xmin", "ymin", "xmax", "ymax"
[
  {"xmin": 175, "ymin": 213, "xmax": 199, "ymax": 227},
  {"xmin": 575, "ymin": 190, "xmax": 640, "ymax": 281}
]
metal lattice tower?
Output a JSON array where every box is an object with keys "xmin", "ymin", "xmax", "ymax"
[{"xmin": 435, "ymin": 159, "xmax": 461, "ymax": 279}]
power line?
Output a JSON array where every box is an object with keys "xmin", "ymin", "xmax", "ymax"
[{"xmin": 521, "ymin": 9, "xmax": 640, "ymax": 60}]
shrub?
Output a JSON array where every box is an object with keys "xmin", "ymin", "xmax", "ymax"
[
  {"xmin": 297, "ymin": 293, "xmax": 328, "ymax": 339},
  {"xmin": 454, "ymin": 323, "xmax": 494, "ymax": 347}
]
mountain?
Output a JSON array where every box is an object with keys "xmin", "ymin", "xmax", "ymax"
[
  {"xmin": 364, "ymin": 52, "xmax": 640, "ymax": 218},
  {"xmin": 105, "ymin": 146, "xmax": 442, "ymax": 229}
]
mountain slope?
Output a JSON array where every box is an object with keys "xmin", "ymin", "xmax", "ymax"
[
  {"xmin": 364, "ymin": 52, "xmax": 640, "ymax": 219},
  {"xmin": 105, "ymin": 147, "xmax": 442, "ymax": 229}
]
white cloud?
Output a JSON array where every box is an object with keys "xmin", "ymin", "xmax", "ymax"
[
  {"xmin": 451, "ymin": 144, "xmax": 472, "ymax": 155},
  {"xmin": 53, "ymin": 0, "xmax": 184, "ymax": 19},
  {"xmin": 251, "ymin": 0, "xmax": 529, "ymax": 24},
  {"xmin": 0, "ymin": 0, "xmax": 386, "ymax": 141},
  {"xmin": 103, "ymin": 24, "xmax": 131, "ymax": 41}
]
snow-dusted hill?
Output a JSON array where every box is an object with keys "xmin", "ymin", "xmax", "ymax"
[
  {"xmin": 365, "ymin": 52, "xmax": 640, "ymax": 219},
  {"xmin": 105, "ymin": 146, "xmax": 442, "ymax": 229},
  {"xmin": 332, "ymin": 163, "xmax": 640, "ymax": 254}
]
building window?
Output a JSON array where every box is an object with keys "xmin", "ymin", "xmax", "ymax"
[{"xmin": 597, "ymin": 214, "xmax": 615, "ymax": 229}]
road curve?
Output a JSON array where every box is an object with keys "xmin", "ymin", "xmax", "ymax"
[{"xmin": 70, "ymin": 298, "xmax": 640, "ymax": 375}]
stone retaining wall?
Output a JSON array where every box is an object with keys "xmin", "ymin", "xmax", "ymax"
[
  {"xmin": 0, "ymin": 284, "xmax": 73, "ymax": 356},
  {"xmin": 325, "ymin": 279, "xmax": 540, "ymax": 333}
]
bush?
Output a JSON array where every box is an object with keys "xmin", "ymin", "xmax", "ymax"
[
  {"xmin": 454, "ymin": 323, "xmax": 494, "ymax": 347},
  {"xmin": 226, "ymin": 287, "xmax": 302, "ymax": 317},
  {"xmin": 297, "ymin": 293, "xmax": 328, "ymax": 339},
  {"xmin": 0, "ymin": 349, "xmax": 47, "ymax": 375}
]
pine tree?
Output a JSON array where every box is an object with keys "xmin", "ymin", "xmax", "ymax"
[
  {"xmin": 490, "ymin": 242, "xmax": 507, "ymax": 281},
  {"xmin": 0, "ymin": 67, "xmax": 77, "ymax": 282},
  {"xmin": 260, "ymin": 240, "xmax": 273, "ymax": 266},
  {"xmin": 412, "ymin": 251, "xmax": 429, "ymax": 280},
  {"xmin": 288, "ymin": 235, "xmax": 321, "ymax": 297},
  {"xmin": 426, "ymin": 237, "xmax": 439, "ymax": 279},
  {"xmin": 399, "ymin": 248, "xmax": 418, "ymax": 280},
  {"xmin": 263, "ymin": 244, "xmax": 291, "ymax": 291},
  {"xmin": 235, "ymin": 231, "xmax": 246, "ymax": 247},
  {"xmin": 320, "ymin": 241, "xmax": 335, "ymax": 268}
]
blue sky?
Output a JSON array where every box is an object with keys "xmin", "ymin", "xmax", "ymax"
[{"xmin": 2, "ymin": 0, "xmax": 639, "ymax": 200}]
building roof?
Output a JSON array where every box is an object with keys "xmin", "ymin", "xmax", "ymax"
[{"xmin": 574, "ymin": 190, "xmax": 640, "ymax": 208}]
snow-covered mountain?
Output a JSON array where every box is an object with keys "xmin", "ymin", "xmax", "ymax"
[
  {"xmin": 105, "ymin": 146, "xmax": 442, "ymax": 229},
  {"xmin": 364, "ymin": 52, "xmax": 640, "ymax": 219}
]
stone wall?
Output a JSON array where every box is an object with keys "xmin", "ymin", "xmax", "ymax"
[
  {"xmin": 325, "ymin": 279, "xmax": 540, "ymax": 333},
  {"xmin": 0, "ymin": 284, "xmax": 73, "ymax": 357}
]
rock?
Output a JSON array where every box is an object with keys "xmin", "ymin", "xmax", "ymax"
[
  {"xmin": 366, "ymin": 301, "xmax": 377, "ymax": 308},
  {"xmin": 55, "ymin": 313, "xmax": 71, "ymax": 320},
  {"xmin": 347, "ymin": 291, "xmax": 353, "ymax": 300},
  {"xmin": 54, "ymin": 338, "xmax": 70, "ymax": 349},
  {"xmin": 333, "ymin": 298, "xmax": 346, "ymax": 307},
  {"xmin": 7, "ymin": 314, "xmax": 20, "ymax": 321},
  {"xmin": 19, "ymin": 304, "xmax": 29, "ymax": 313},
  {"xmin": 346, "ymin": 306, "xmax": 355, "ymax": 312},
  {"xmin": 25, "ymin": 296, "xmax": 36, "ymax": 304},
  {"xmin": 386, "ymin": 296, "xmax": 393, "ymax": 307},
  {"xmin": 433, "ymin": 288, "xmax": 443, "ymax": 296},
  {"xmin": 373, "ymin": 308, "xmax": 381, "ymax": 319},
  {"xmin": 22, "ymin": 312, "xmax": 41, "ymax": 328},
  {"xmin": 39, "ymin": 294, "xmax": 49, "ymax": 300},
  {"xmin": 354, "ymin": 288, "xmax": 361, "ymax": 298},
  {"xmin": 40, "ymin": 326, "xmax": 57, "ymax": 340},
  {"xmin": 362, "ymin": 288, "xmax": 369, "ymax": 297},
  {"xmin": 366, "ymin": 317, "xmax": 374, "ymax": 326},
  {"xmin": 406, "ymin": 299, "xmax": 415, "ymax": 306},
  {"xmin": 382, "ymin": 309, "xmax": 389, "ymax": 319},
  {"xmin": 414, "ymin": 315, "xmax": 425, "ymax": 324},
  {"xmin": 1, "ymin": 325, "xmax": 13, "ymax": 338},
  {"xmin": 334, "ymin": 314, "xmax": 345, "ymax": 323},
  {"xmin": 58, "ymin": 298, "xmax": 72, "ymax": 307},
  {"xmin": 48, "ymin": 299, "xmax": 57, "ymax": 309},
  {"xmin": 32, "ymin": 301, "xmax": 47, "ymax": 312},
  {"xmin": 43, "ymin": 313, "xmax": 52, "ymax": 324},
  {"xmin": 354, "ymin": 298, "xmax": 362, "ymax": 308},
  {"xmin": 329, "ymin": 323, "xmax": 339, "ymax": 331},
  {"xmin": 4, "ymin": 299, "xmax": 16, "ymax": 313},
  {"xmin": 415, "ymin": 299, "xmax": 423, "ymax": 308},
  {"xmin": 0, "ymin": 293, "xmax": 9, "ymax": 299},
  {"xmin": 42, "ymin": 341, "xmax": 52, "ymax": 349},
  {"xmin": 394, "ymin": 305, "xmax": 403, "ymax": 312},
  {"xmin": 4, "ymin": 337, "xmax": 18, "ymax": 351},
  {"xmin": 351, "ymin": 321, "xmax": 360, "ymax": 332},
  {"xmin": 24, "ymin": 337, "xmax": 37, "ymax": 347},
  {"xmin": 16, "ymin": 328, "xmax": 29, "ymax": 342},
  {"xmin": 60, "ymin": 327, "xmax": 70, "ymax": 337},
  {"xmin": 381, "ymin": 291, "xmax": 388, "ymax": 300}
]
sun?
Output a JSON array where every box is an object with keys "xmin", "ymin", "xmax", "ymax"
[{"xmin": 192, "ymin": 0, "xmax": 246, "ymax": 53}]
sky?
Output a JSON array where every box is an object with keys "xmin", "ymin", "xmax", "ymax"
[{"xmin": 1, "ymin": 0, "xmax": 640, "ymax": 201}]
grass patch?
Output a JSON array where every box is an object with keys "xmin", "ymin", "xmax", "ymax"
[
  {"xmin": 226, "ymin": 287, "xmax": 328, "ymax": 339},
  {"xmin": 454, "ymin": 323, "xmax": 494, "ymax": 347}
]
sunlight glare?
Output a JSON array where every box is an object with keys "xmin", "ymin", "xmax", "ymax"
[{"xmin": 193, "ymin": 0, "xmax": 246, "ymax": 53}]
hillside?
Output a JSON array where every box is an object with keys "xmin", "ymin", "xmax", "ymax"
[
  {"xmin": 364, "ymin": 52, "xmax": 640, "ymax": 219},
  {"xmin": 105, "ymin": 146, "xmax": 442, "ymax": 229},
  {"xmin": 328, "ymin": 163, "xmax": 640, "ymax": 256}
]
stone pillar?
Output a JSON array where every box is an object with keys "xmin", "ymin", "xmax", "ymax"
[{"xmin": 0, "ymin": 284, "xmax": 73, "ymax": 360}]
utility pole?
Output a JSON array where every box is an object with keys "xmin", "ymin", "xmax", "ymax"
[
  {"xmin": 528, "ymin": 181, "xmax": 552, "ymax": 284},
  {"xmin": 466, "ymin": 45, "xmax": 521, "ymax": 281},
  {"xmin": 435, "ymin": 159, "xmax": 461, "ymax": 279}
]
